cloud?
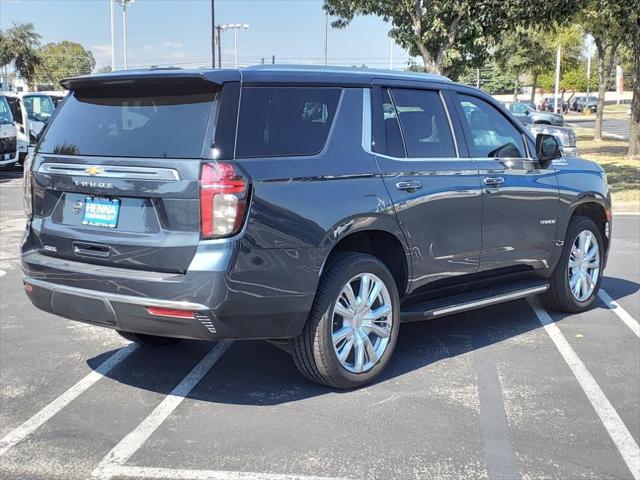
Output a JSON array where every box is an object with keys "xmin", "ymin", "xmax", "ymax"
[
  {"xmin": 91, "ymin": 44, "xmax": 112, "ymax": 67},
  {"xmin": 167, "ymin": 51, "xmax": 190, "ymax": 60},
  {"xmin": 144, "ymin": 44, "xmax": 153, "ymax": 52},
  {"xmin": 162, "ymin": 41, "xmax": 183, "ymax": 49}
]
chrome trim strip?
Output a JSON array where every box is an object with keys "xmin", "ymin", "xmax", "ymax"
[
  {"xmin": 431, "ymin": 285, "xmax": 548, "ymax": 317},
  {"xmin": 23, "ymin": 276, "xmax": 209, "ymax": 311},
  {"xmin": 362, "ymin": 88, "xmax": 372, "ymax": 153},
  {"xmin": 38, "ymin": 163, "xmax": 181, "ymax": 181}
]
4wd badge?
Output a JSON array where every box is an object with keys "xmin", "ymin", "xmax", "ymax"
[{"xmin": 73, "ymin": 200, "xmax": 83, "ymax": 214}]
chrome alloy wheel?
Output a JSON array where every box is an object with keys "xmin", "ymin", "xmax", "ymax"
[
  {"xmin": 331, "ymin": 273, "xmax": 393, "ymax": 374},
  {"xmin": 568, "ymin": 230, "xmax": 600, "ymax": 302}
]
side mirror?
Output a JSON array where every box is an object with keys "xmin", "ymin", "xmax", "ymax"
[{"xmin": 536, "ymin": 133, "xmax": 562, "ymax": 164}]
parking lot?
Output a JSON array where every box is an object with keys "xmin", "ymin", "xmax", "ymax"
[{"xmin": 1, "ymin": 169, "xmax": 639, "ymax": 480}]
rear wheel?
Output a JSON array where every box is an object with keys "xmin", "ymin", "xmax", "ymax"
[
  {"xmin": 543, "ymin": 216, "xmax": 603, "ymax": 312},
  {"xmin": 116, "ymin": 330, "xmax": 182, "ymax": 347},
  {"xmin": 291, "ymin": 252, "xmax": 400, "ymax": 389}
]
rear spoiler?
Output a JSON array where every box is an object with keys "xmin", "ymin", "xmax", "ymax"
[{"xmin": 61, "ymin": 69, "xmax": 240, "ymax": 91}]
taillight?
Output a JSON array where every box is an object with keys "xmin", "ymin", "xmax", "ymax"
[
  {"xmin": 200, "ymin": 162, "xmax": 247, "ymax": 239},
  {"xmin": 23, "ymin": 153, "xmax": 34, "ymax": 217}
]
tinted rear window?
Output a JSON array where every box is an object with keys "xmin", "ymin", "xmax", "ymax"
[
  {"xmin": 39, "ymin": 86, "xmax": 216, "ymax": 158},
  {"xmin": 236, "ymin": 87, "xmax": 341, "ymax": 158}
]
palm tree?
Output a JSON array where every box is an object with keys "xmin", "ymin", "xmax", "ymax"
[{"xmin": 0, "ymin": 23, "xmax": 41, "ymax": 84}]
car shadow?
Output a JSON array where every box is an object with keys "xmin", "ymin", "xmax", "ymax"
[
  {"xmin": 87, "ymin": 277, "xmax": 637, "ymax": 406},
  {"xmin": 601, "ymin": 276, "xmax": 639, "ymax": 300}
]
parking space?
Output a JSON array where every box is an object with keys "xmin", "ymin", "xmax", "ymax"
[{"xmin": 1, "ymin": 175, "xmax": 639, "ymax": 480}]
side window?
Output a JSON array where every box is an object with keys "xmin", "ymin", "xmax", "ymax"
[
  {"xmin": 390, "ymin": 89, "xmax": 456, "ymax": 158},
  {"xmin": 457, "ymin": 94, "xmax": 526, "ymax": 158},
  {"xmin": 379, "ymin": 88, "xmax": 405, "ymax": 158},
  {"xmin": 235, "ymin": 87, "xmax": 341, "ymax": 158}
]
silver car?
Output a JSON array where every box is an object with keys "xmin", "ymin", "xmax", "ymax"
[{"xmin": 504, "ymin": 102, "xmax": 564, "ymax": 126}]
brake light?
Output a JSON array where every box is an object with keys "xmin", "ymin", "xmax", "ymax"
[{"xmin": 200, "ymin": 162, "xmax": 247, "ymax": 238}]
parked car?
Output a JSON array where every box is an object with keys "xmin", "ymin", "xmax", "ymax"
[
  {"xmin": 527, "ymin": 123, "xmax": 577, "ymax": 156},
  {"xmin": 573, "ymin": 96, "xmax": 598, "ymax": 113},
  {"xmin": 4, "ymin": 92, "xmax": 56, "ymax": 160},
  {"xmin": 22, "ymin": 66, "xmax": 611, "ymax": 388},
  {"xmin": 542, "ymin": 96, "xmax": 569, "ymax": 113},
  {"xmin": 0, "ymin": 94, "xmax": 19, "ymax": 167},
  {"xmin": 38, "ymin": 90, "xmax": 68, "ymax": 108},
  {"xmin": 503, "ymin": 101, "xmax": 564, "ymax": 126}
]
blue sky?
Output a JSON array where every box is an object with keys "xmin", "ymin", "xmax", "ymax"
[{"xmin": 1, "ymin": 0, "xmax": 412, "ymax": 70}]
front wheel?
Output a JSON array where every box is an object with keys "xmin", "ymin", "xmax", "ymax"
[
  {"xmin": 291, "ymin": 252, "xmax": 400, "ymax": 389},
  {"xmin": 543, "ymin": 216, "xmax": 604, "ymax": 312}
]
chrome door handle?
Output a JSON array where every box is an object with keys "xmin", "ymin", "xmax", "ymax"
[
  {"xmin": 396, "ymin": 180, "xmax": 422, "ymax": 191},
  {"xmin": 483, "ymin": 176, "xmax": 505, "ymax": 186}
]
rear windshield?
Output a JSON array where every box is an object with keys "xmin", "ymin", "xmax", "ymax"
[
  {"xmin": 39, "ymin": 86, "xmax": 216, "ymax": 158},
  {"xmin": 236, "ymin": 87, "xmax": 341, "ymax": 158}
]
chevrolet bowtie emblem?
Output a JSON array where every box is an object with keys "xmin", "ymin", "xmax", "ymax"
[{"xmin": 84, "ymin": 166, "xmax": 104, "ymax": 176}]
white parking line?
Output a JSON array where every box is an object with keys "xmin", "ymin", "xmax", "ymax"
[
  {"xmin": 528, "ymin": 299, "xmax": 640, "ymax": 480},
  {"xmin": 99, "ymin": 465, "xmax": 347, "ymax": 480},
  {"xmin": 0, "ymin": 343, "xmax": 138, "ymax": 457},
  {"xmin": 598, "ymin": 289, "xmax": 640, "ymax": 338},
  {"xmin": 92, "ymin": 341, "xmax": 232, "ymax": 480},
  {"xmin": 0, "ymin": 269, "xmax": 6, "ymax": 277}
]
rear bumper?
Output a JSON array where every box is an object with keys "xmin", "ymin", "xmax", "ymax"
[
  {"xmin": 22, "ymin": 249, "xmax": 316, "ymax": 341},
  {"xmin": 0, "ymin": 151, "xmax": 19, "ymax": 166}
]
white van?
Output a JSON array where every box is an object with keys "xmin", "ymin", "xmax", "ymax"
[
  {"xmin": 4, "ymin": 92, "xmax": 56, "ymax": 160},
  {"xmin": 0, "ymin": 94, "xmax": 19, "ymax": 167}
]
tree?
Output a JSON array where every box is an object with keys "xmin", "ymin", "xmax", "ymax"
[
  {"xmin": 323, "ymin": 0, "xmax": 581, "ymax": 78},
  {"xmin": 35, "ymin": 41, "xmax": 95, "ymax": 87},
  {"xmin": 0, "ymin": 23, "xmax": 41, "ymax": 84},
  {"xmin": 627, "ymin": 25, "xmax": 640, "ymax": 158},
  {"xmin": 580, "ymin": 0, "xmax": 637, "ymax": 141}
]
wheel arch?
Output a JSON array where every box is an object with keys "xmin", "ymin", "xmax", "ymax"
[{"xmin": 320, "ymin": 227, "xmax": 411, "ymax": 298}]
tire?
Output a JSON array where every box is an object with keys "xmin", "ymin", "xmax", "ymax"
[
  {"xmin": 542, "ymin": 216, "xmax": 604, "ymax": 313},
  {"xmin": 291, "ymin": 252, "xmax": 400, "ymax": 389},
  {"xmin": 116, "ymin": 330, "xmax": 182, "ymax": 347}
]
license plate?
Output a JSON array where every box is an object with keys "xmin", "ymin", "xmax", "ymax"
[{"xmin": 82, "ymin": 197, "xmax": 120, "ymax": 228}]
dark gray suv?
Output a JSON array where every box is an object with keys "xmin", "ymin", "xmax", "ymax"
[{"xmin": 22, "ymin": 66, "xmax": 611, "ymax": 388}]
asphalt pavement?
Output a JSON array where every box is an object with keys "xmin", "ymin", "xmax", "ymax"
[
  {"xmin": 566, "ymin": 114, "xmax": 631, "ymax": 140},
  {"xmin": 1, "ymin": 169, "xmax": 639, "ymax": 480}
]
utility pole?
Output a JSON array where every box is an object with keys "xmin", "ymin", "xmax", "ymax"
[
  {"xmin": 553, "ymin": 44, "xmax": 561, "ymax": 113},
  {"xmin": 388, "ymin": 37, "xmax": 393, "ymax": 70},
  {"xmin": 211, "ymin": 0, "xmax": 215, "ymax": 68},
  {"xmin": 110, "ymin": 0, "xmax": 116, "ymax": 71},
  {"xmin": 586, "ymin": 49, "xmax": 592, "ymax": 98},
  {"xmin": 323, "ymin": 12, "xmax": 329, "ymax": 66},
  {"xmin": 476, "ymin": 68, "xmax": 480, "ymax": 88},
  {"xmin": 272, "ymin": 55, "xmax": 275, "ymax": 64},
  {"xmin": 216, "ymin": 25, "xmax": 222, "ymax": 68},
  {"xmin": 118, "ymin": 0, "xmax": 135, "ymax": 69}
]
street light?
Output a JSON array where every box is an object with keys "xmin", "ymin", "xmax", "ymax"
[
  {"xmin": 219, "ymin": 23, "xmax": 250, "ymax": 68},
  {"xmin": 117, "ymin": 0, "xmax": 135, "ymax": 69}
]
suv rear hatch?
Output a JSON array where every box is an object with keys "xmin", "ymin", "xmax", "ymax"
[{"xmin": 29, "ymin": 71, "xmax": 240, "ymax": 273}]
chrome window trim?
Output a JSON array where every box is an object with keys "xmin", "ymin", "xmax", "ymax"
[{"xmin": 37, "ymin": 163, "xmax": 181, "ymax": 181}]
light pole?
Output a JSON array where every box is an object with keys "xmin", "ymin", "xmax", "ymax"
[
  {"xmin": 219, "ymin": 24, "xmax": 249, "ymax": 68},
  {"xmin": 324, "ymin": 13, "xmax": 328, "ymax": 66},
  {"xmin": 110, "ymin": 0, "xmax": 116, "ymax": 71},
  {"xmin": 118, "ymin": 0, "xmax": 135, "ymax": 69}
]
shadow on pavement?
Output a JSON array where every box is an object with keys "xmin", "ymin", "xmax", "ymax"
[{"xmin": 87, "ymin": 298, "xmax": 560, "ymax": 405}]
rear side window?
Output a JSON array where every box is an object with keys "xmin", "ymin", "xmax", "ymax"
[
  {"xmin": 390, "ymin": 89, "xmax": 456, "ymax": 158},
  {"xmin": 457, "ymin": 94, "xmax": 526, "ymax": 158},
  {"xmin": 235, "ymin": 87, "xmax": 341, "ymax": 158},
  {"xmin": 39, "ymin": 86, "xmax": 217, "ymax": 158}
]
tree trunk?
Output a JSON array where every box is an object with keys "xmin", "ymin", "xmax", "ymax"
[
  {"xmin": 628, "ymin": 38, "xmax": 640, "ymax": 158},
  {"xmin": 594, "ymin": 42, "xmax": 607, "ymax": 141},
  {"xmin": 513, "ymin": 74, "xmax": 519, "ymax": 102},
  {"xmin": 530, "ymin": 72, "xmax": 538, "ymax": 106}
]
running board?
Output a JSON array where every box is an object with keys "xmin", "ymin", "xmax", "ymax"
[{"xmin": 400, "ymin": 282, "xmax": 549, "ymax": 322}]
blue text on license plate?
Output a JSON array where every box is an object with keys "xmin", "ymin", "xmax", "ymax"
[{"xmin": 82, "ymin": 197, "xmax": 120, "ymax": 228}]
